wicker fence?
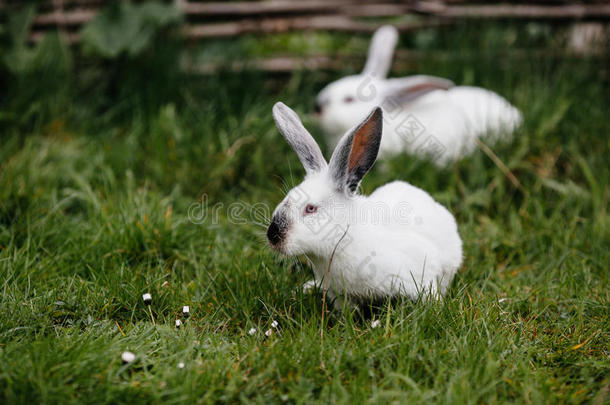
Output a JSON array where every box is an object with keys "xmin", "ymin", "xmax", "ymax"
[
  {"xmin": 2, "ymin": 0, "xmax": 608, "ymax": 73},
  {"xmin": 7, "ymin": 0, "xmax": 610, "ymax": 44}
]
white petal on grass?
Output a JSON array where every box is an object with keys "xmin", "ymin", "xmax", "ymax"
[
  {"xmin": 265, "ymin": 329, "xmax": 273, "ymax": 337},
  {"xmin": 248, "ymin": 327, "xmax": 257, "ymax": 336},
  {"xmin": 371, "ymin": 320, "xmax": 381, "ymax": 329},
  {"xmin": 271, "ymin": 320, "xmax": 278, "ymax": 329},
  {"xmin": 121, "ymin": 351, "xmax": 136, "ymax": 363}
]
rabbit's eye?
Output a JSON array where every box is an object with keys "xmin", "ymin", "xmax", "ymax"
[
  {"xmin": 343, "ymin": 96, "xmax": 355, "ymax": 104},
  {"xmin": 304, "ymin": 204, "xmax": 318, "ymax": 215}
]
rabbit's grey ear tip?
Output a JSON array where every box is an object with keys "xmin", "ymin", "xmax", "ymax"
[
  {"xmin": 272, "ymin": 101, "xmax": 286, "ymax": 113},
  {"xmin": 378, "ymin": 25, "xmax": 398, "ymax": 36}
]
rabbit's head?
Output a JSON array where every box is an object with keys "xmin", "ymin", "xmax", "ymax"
[
  {"xmin": 267, "ymin": 102, "xmax": 382, "ymax": 257},
  {"xmin": 315, "ymin": 25, "xmax": 453, "ymax": 146}
]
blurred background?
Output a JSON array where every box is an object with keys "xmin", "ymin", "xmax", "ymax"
[{"xmin": 1, "ymin": 0, "xmax": 609, "ymax": 199}]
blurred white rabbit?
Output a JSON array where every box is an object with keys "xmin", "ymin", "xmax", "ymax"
[
  {"xmin": 315, "ymin": 25, "xmax": 522, "ymax": 166},
  {"xmin": 267, "ymin": 102, "xmax": 462, "ymax": 305}
]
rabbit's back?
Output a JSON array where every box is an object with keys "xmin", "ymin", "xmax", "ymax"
[
  {"xmin": 369, "ymin": 181, "xmax": 462, "ymax": 272},
  {"xmin": 380, "ymin": 86, "xmax": 521, "ymax": 164},
  {"xmin": 447, "ymin": 86, "xmax": 522, "ymax": 139}
]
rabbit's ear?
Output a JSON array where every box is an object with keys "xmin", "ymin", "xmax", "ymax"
[
  {"xmin": 384, "ymin": 75, "xmax": 454, "ymax": 105},
  {"xmin": 329, "ymin": 107, "xmax": 383, "ymax": 193},
  {"xmin": 362, "ymin": 25, "xmax": 399, "ymax": 78},
  {"xmin": 273, "ymin": 102, "xmax": 327, "ymax": 175}
]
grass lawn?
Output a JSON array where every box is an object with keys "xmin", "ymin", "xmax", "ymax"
[{"xmin": 0, "ymin": 23, "xmax": 609, "ymax": 404}]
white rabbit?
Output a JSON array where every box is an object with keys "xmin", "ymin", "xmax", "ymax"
[
  {"xmin": 315, "ymin": 25, "xmax": 522, "ymax": 166},
  {"xmin": 267, "ymin": 102, "xmax": 463, "ymax": 305}
]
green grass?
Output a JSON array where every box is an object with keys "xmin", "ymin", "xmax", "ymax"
[{"xmin": 0, "ymin": 23, "xmax": 609, "ymax": 404}]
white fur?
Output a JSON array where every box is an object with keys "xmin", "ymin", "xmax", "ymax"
[
  {"xmin": 269, "ymin": 102, "xmax": 463, "ymax": 304},
  {"xmin": 316, "ymin": 25, "xmax": 522, "ymax": 166}
]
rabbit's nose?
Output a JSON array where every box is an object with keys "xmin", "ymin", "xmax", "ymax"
[{"xmin": 267, "ymin": 218, "xmax": 285, "ymax": 246}]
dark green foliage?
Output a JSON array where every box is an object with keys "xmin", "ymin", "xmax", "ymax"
[
  {"xmin": 0, "ymin": 6, "xmax": 72, "ymax": 130},
  {"xmin": 80, "ymin": 1, "xmax": 182, "ymax": 59}
]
